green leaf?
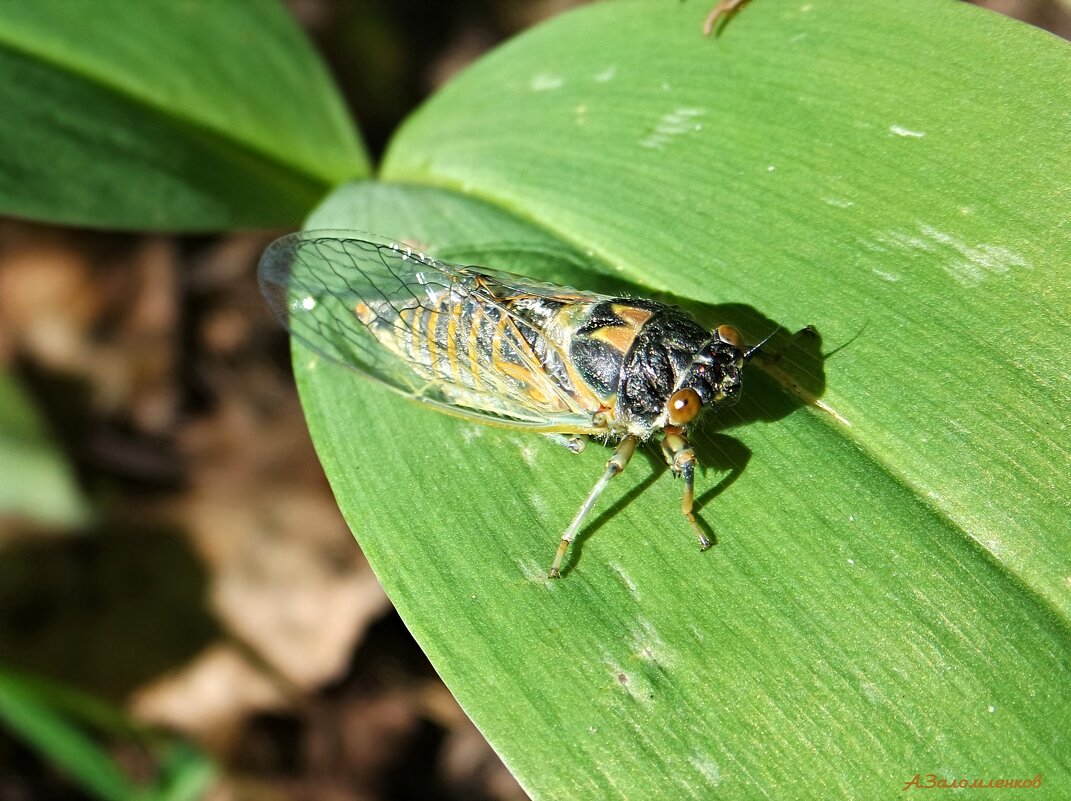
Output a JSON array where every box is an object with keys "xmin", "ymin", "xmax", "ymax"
[
  {"xmin": 151, "ymin": 741, "xmax": 217, "ymax": 801},
  {"xmin": 293, "ymin": 1, "xmax": 1070, "ymax": 798},
  {"xmin": 0, "ymin": 666, "xmax": 136, "ymax": 801},
  {"xmin": 0, "ymin": 665, "xmax": 216, "ymax": 801},
  {"xmin": 0, "ymin": 370, "xmax": 89, "ymax": 528},
  {"xmin": 0, "ymin": 0, "xmax": 368, "ymax": 230}
]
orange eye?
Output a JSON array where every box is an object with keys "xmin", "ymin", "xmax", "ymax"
[
  {"xmin": 716, "ymin": 325, "xmax": 743, "ymax": 349},
  {"xmin": 667, "ymin": 388, "xmax": 702, "ymax": 426}
]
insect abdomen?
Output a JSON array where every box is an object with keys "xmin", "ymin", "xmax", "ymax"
[{"xmin": 357, "ymin": 289, "xmax": 581, "ymax": 414}]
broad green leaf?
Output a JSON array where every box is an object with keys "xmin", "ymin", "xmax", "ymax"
[
  {"xmin": 0, "ymin": 370, "xmax": 88, "ymax": 528},
  {"xmin": 0, "ymin": 0, "xmax": 368, "ymax": 230},
  {"xmin": 292, "ymin": 1, "xmax": 1070, "ymax": 798}
]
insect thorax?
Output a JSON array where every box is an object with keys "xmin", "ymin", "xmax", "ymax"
[
  {"xmin": 566, "ymin": 300, "xmax": 715, "ymax": 434},
  {"xmin": 621, "ymin": 307, "xmax": 711, "ymax": 427}
]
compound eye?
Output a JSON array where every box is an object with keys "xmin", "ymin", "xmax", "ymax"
[
  {"xmin": 716, "ymin": 325, "xmax": 743, "ymax": 349},
  {"xmin": 667, "ymin": 388, "xmax": 702, "ymax": 426}
]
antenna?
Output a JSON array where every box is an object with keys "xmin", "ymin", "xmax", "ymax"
[{"xmin": 744, "ymin": 328, "xmax": 781, "ymax": 361}]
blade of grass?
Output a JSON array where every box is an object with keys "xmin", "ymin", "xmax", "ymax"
[{"xmin": 0, "ymin": 666, "xmax": 136, "ymax": 801}]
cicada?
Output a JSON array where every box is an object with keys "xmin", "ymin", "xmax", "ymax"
[{"xmin": 259, "ymin": 231, "xmax": 765, "ymax": 578}]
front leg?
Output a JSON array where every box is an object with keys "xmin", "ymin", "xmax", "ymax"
[
  {"xmin": 661, "ymin": 430, "xmax": 713, "ymax": 550},
  {"xmin": 544, "ymin": 433, "xmax": 586, "ymax": 454}
]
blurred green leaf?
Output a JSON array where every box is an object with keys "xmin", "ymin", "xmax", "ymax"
[
  {"xmin": 0, "ymin": 0, "xmax": 368, "ymax": 230},
  {"xmin": 0, "ymin": 666, "xmax": 135, "ymax": 801},
  {"xmin": 291, "ymin": 1, "xmax": 1071, "ymax": 798},
  {"xmin": 152, "ymin": 741, "xmax": 216, "ymax": 801},
  {"xmin": 0, "ymin": 665, "xmax": 216, "ymax": 801},
  {"xmin": 0, "ymin": 370, "xmax": 88, "ymax": 528}
]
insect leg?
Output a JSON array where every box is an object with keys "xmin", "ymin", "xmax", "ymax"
[
  {"xmin": 661, "ymin": 431, "xmax": 713, "ymax": 550},
  {"xmin": 702, "ymin": 0, "xmax": 750, "ymax": 36},
  {"xmin": 544, "ymin": 433, "xmax": 587, "ymax": 454},
  {"xmin": 549, "ymin": 435, "xmax": 639, "ymax": 578}
]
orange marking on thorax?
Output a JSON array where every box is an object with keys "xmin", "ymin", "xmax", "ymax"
[
  {"xmin": 611, "ymin": 304, "xmax": 655, "ymax": 329},
  {"xmin": 591, "ymin": 324, "xmax": 639, "ymax": 355},
  {"xmin": 589, "ymin": 303, "xmax": 655, "ymax": 356}
]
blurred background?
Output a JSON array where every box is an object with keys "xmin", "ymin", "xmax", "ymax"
[{"xmin": 1, "ymin": 2, "xmax": 1067, "ymax": 799}]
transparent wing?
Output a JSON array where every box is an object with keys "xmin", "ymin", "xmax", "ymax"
[{"xmin": 258, "ymin": 230, "xmax": 608, "ymax": 432}]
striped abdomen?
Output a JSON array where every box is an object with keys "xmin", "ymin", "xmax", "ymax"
[{"xmin": 355, "ymin": 284, "xmax": 596, "ymax": 416}]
